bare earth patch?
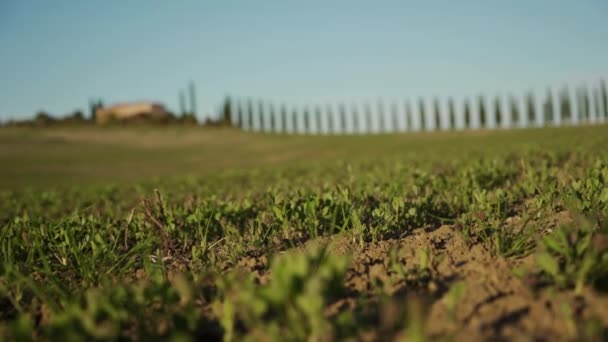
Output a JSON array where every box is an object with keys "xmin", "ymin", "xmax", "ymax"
[{"xmin": 231, "ymin": 217, "xmax": 608, "ymax": 341}]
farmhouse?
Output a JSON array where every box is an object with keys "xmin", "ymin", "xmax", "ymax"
[{"xmin": 95, "ymin": 102, "xmax": 170, "ymax": 124}]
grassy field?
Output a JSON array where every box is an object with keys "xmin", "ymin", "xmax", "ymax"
[{"xmin": 1, "ymin": 125, "xmax": 608, "ymax": 341}]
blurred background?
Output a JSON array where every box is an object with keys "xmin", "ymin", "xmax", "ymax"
[
  {"xmin": 0, "ymin": 0, "xmax": 606, "ymax": 131},
  {"xmin": 0, "ymin": 1, "xmax": 607, "ymax": 190}
]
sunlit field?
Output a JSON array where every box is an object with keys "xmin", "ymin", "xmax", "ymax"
[{"xmin": 1, "ymin": 124, "xmax": 608, "ymax": 340}]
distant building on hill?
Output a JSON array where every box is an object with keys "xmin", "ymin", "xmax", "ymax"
[{"xmin": 95, "ymin": 102, "xmax": 170, "ymax": 124}]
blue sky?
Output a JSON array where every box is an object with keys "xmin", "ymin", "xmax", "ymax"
[{"xmin": 0, "ymin": 0, "xmax": 606, "ymax": 126}]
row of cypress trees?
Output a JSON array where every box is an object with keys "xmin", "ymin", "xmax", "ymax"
[{"xmin": 220, "ymin": 81, "xmax": 608, "ymax": 134}]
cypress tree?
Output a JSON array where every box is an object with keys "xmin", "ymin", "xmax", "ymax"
[
  {"xmin": 405, "ymin": 101, "xmax": 413, "ymax": 131},
  {"xmin": 391, "ymin": 102, "xmax": 399, "ymax": 132},
  {"xmin": 594, "ymin": 88, "xmax": 601, "ymax": 122},
  {"xmin": 247, "ymin": 98, "xmax": 254, "ymax": 130},
  {"xmin": 576, "ymin": 88, "xmax": 581, "ymax": 122},
  {"xmin": 418, "ymin": 98, "xmax": 426, "ymax": 131},
  {"xmin": 292, "ymin": 107, "xmax": 299, "ymax": 134},
  {"xmin": 315, "ymin": 105, "xmax": 323, "ymax": 134},
  {"xmin": 352, "ymin": 103, "xmax": 360, "ymax": 133},
  {"xmin": 281, "ymin": 104, "xmax": 288, "ymax": 134},
  {"xmin": 88, "ymin": 99, "xmax": 95, "ymax": 121},
  {"xmin": 221, "ymin": 96, "xmax": 233, "ymax": 125},
  {"xmin": 236, "ymin": 99, "xmax": 243, "ymax": 129},
  {"xmin": 581, "ymin": 86, "xmax": 592, "ymax": 122},
  {"xmin": 577, "ymin": 87, "xmax": 588, "ymax": 122},
  {"xmin": 89, "ymin": 99, "xmax": 103, "ymax": 122},
  {"xmin": 258, "ymin": 100, "xmax": 265, "ymax": 132},
  {"xmin": 433, "ymin": 98, "xmax": 441, "ymax": 130},
  {"xmin": 478, "ymin": 95, "xmax": 487, "ymax": 128},
  {"xmin": 601, "ymin": 79, "xmax": 608, "ymax": 120},
  {"xmin": 574, "ymin": 88, "xmax": 582, "ymax": 122},
  {"xmin": 583, "ymin": 87, "xmax": 591, "ymax": 121},
  {"xmin": 463, "ymin": 99, "xmax": 471, "ymax": 129},
  {"xmin": 543, "ymin": 88, "xmax": 554, "ymax": 125},
  {"xmin": 326, "ymin": 104, "xmax": 334, "ymax": 134},
  {"xmin": 526, "ymin": 92, "xmax": 536, "ymax": 127},
  {"xmin": 188, "ymin": 81, "xmax": 197, "ymax": 116},
  {"xmin": 560, "ymin": 87, "xmax": 572, "ymax": 124},
  {"xmin": 303, "ymin": 106, "xmax": 310, "ymax": 134},
  {"xmin": 493, "ymin": 96, "xmax": 502, "ymax": 128},
  {"xmin": 269, "ymin": 102, "xmax": 276, "ymax": 133},
  {"xmin": 377, "ymin": 100, "xmax": 386, "ymax": 133},
  {"xmin": 448, "ymin": 98, "xmax": 456, "ymax": 130},
  {"xmin": 580, "ymin": 88, "xmax": 586, "ymax": 122},
  {"xmin": 509, "ymin": 95, "xmax": 519, "ymax": 127},
  {"xmin": 364, "ymin": 102, "xmax": 373, "ymax": 134},
  {"xmin": 339, "ymin": 103, "xmax": 347, "ymax": 134}
]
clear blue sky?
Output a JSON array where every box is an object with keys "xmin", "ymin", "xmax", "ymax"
[{"xmin": 0, "ymin": 0, "xmax": 607, "ymax": 125}]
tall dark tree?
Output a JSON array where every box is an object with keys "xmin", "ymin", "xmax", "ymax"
[
  {"xmin": 70, "ymin": 110, "xmax": 84, "ymax": 121},
  {"xmin": 448, "ymin": 98, "xmax": 456, "ymax": 130},
  {"xmin": 478, "ymin": 95, "xmax": 487, "ymax": 128},
  {"xmin": 405, "ymin": 101, "xmax": 413, "ymax": 131},
  {"xmin": 576, "ymin": 87, "xmax": 589, "ymax": 122},
  {"xmin": 315, "ymin": 106, "xmax": 323, "ymax": 134},
  {"xmin": 493, "ymin": 96, "xmax": 502, "ymax": 128},
  {"xmin": 526, "ymin": 92, "xmax": 536, "ymax": 127},
  {"xmin": 351, "ymin": 103, "xmax": 360, "ymax": 133},
  {"xmin": 188, "ymin": 81, "xmax": 197, "ymax": 116},
  {"xmin": 560, "ymin": 87, "xmax": 572, "ymax": 123},
  {"xmin": 543, "ymin": 88, "xmax": 554, "ymax": 125},
  {"xmin": 247, "ymin": 98, "xmax": 254, "ymax": 130},
  {"xmin": 433, "ymin": 98, "xmax": 441, "ymax": 130},
  {"xmin": 594, "ymin": 88, "xmax": 602, "ymax": 122},
  {"xmin": 390, "ymin": 102, "xmax": 399, "ymax": 132},
  {"xmin": 463, "ymin": 99, "xmax": 471, "ymax": 129},
  {"xmin": 574, "ymin": 88, "xmax": 583, "ymax": 122},
  {"xmin": 89, "ymin": 99, "xmax": 103, "ymax": 122},
  {"xmin": 258, "ymin": 100, "xmax": 266, "ymax": 132},
  {"xmin": 221, "ymin": 96, "xmax": 233, "ymax": 125},
  {"xmin": 236, "ymin": 99, "xmax": 244, "ymax": 129},
  {"xmin": 418, "ymin": 98, "xmax": 426, "ymax": 131},
  {"xmin": 509, "ymin": 95, "xmax": 519, "ymax": 127},
  {"xmin": 303, "ymin": 106, "xmax": 310, "ymax": 134},
  {"xmin": 601, "ymin": 79, "xmax": 608, "ymax": 119},
  {"xmin": 364, "ymin": 102, "xmax": 373, "ymax": 134},
  {"xmin": 269, "ymin": 102, "xmax": 276, "ymax": 133},
  {"xmin": 576, "ymin": 89, "xmax": 583, "ymax": 122},
  {"xmin": 281, "ymin": 104, "xmax": 288, "ymax": 134},
  {"xmin": 377, "ymin": 100, "xmax": 386, "ymax": 133},
  {"xmin": 292, "ymin": 107, "xmax": 299, "ymax": 134},
  {"xmin": 339, "ymin": 103, "xmax": 347, "ymax": 134},
  {"xmin": 326, "ymin": 104, "xmax": 334, "ymax": 134},
  {"xmin": 582, "ymin": 87, "xmax": 591, "ymax": 121},
  {"xmin": 35, "ymin": 111, "xmax": 53, "ymax": 125}
]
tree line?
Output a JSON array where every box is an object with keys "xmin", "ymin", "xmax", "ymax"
[{"xmin": 219, "ymin": 80, "xmax": 608, "ymax": 134}]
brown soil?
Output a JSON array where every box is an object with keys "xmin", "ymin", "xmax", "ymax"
[{"xmin": 233, "ymin": 213, "xmax": 608, "ymax": 341}]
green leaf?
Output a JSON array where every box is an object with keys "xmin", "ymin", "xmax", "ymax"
[
  {"xmin": 537, "ymin": 252, "xmax": 559, "ymax": 276},
  {"xmin": 272, "ymin": 206, "xmax": 284, "ymax": 221}
]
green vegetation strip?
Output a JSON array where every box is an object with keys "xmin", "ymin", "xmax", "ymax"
[{"xmin": 1, "ymin": 125, "xmax": 608, "ymax": 340}]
